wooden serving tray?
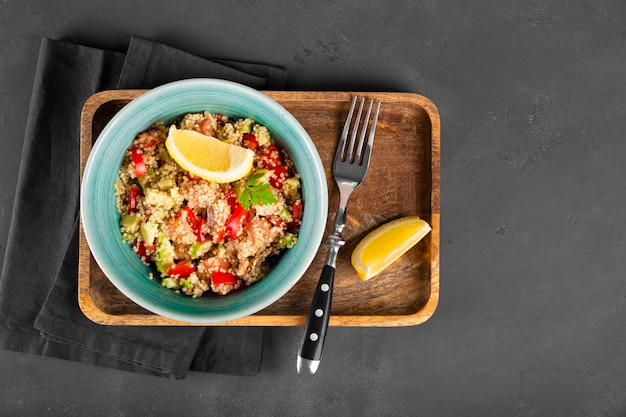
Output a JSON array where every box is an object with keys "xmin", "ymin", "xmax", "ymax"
[{"xmin": 79, "ymin": 90, "xmax": 440, "ymax": 326}]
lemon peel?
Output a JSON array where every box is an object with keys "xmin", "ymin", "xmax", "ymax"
[
  {"xmin": 165, "ymin": 126, "xmax": 254, "ymax": 183},
  {"xmin": 351, "ymin": 216, "xmax": 431, "ymax": 281}
]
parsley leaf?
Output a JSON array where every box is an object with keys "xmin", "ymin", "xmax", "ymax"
[{"xmin": 237, "ymin": 171, "xmax": 277, "ymax": 210}]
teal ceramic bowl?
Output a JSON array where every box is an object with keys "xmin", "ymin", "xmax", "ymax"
[{"xmin": 81, "ymin": 79, "xmax": 328, "ymax": 323}]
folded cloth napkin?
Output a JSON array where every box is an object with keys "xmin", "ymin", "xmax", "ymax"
[{"xmin": 0, "ymin": 35, "xmax": 287, "ymax": 378}]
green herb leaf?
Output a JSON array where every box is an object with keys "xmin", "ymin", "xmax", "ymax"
[{"xmin": 237, "ymin": 171, "xmax": 277, "ymax": 210}]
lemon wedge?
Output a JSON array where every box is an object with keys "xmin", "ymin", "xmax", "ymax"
[
  {"xmin": 351, "ymin": 216, "xmax": 431, "ymax": 281},
  {"xmin": 165, "ymin": 126, "xmax": 254, "ymax": 183}
]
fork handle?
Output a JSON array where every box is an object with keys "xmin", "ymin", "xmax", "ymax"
[{"xmin": 297, "ymin": 264, "xmax": 335, "ymax": 375}]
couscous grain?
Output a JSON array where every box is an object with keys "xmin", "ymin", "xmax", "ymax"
[{"xmin": 115, "ymin": 111, "xmax": 303, "ymax": 297}]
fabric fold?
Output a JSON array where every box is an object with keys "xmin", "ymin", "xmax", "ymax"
[
  {"xmin": 0, "ymin": 38, "xmax": 126, "ymax": 354},
  {"xmin": 33, "ymin": 219, "xmax": 203, "ymax": 378},
  {"xmin": 0, "ymin": 35, "xmax": 287, "ymax": 378},
  {"xmin": 117, "ymin": 35, "xmax": 287, "ymax": 90}
]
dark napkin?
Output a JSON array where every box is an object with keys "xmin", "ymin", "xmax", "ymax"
[
  {"xmin": 117, "ymin": 35, "xmax": 287, "ymax": 89},
  {"xmin": 0, "ymin": 36, "xmax": 287, "ymax": 378}
]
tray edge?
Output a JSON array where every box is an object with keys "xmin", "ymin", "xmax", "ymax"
[{"xmin": 78, "ymin": 89, "xmax": 440, "ymax": 327}]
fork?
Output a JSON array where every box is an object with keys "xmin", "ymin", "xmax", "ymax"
[{"xmin": 297, "ymin": 96, "xmax": 381, "ymax": 375}]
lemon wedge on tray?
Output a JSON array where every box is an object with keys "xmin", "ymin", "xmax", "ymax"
[
  {"xmin": 351, "ymin": 216, "xmax": 431, "ymax": 281},
  {"xmin": 165, "ymin": 126, "xmax": 254, "ymax": 183}
]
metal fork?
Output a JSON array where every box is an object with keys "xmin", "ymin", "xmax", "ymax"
[{"xmin": 297, "ymin": 96, "xmax": 381, "ymax": 375}]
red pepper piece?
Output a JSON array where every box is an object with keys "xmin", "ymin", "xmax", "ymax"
[
  {"xmin": 224, "ymin": 189, "xmax": 237, "ymax": 211},
  {"xmin": 288, "ymin": 200, "xmax": 303, "ymax": 231},
  {"xmin": 167, "ymin": 262, "xmax": 195, "ymax": 278},
  {"xmin": 211, "ymin": 271, "xmax": 238, "ymax": 286},
  {"xmin": 269, "ymin": 216, "xmax": 284, "ymax": 228},
  {"xmin": 182, "ymin": 206, "xmax": 198, "ymax": 224},
  {"xmin": 242, "ymin": 133, "xmax": 258, "ymax": 151},
  {"xmin": 261, "ymin": 143, "xmax": 282, "ymax": 168},
  {"xmin": 136, "ymin": 241, "xmax": 147, "ymax": 258},
  {"xmin": 181, "ymin": 207, "xmax": 206, "ymax": 242},
  {"xmin": 292, "ymin": 200, "xmax": 303, "ymax": 220},
  {"xmin": 130, "ymin": 146, "xmax": 146, "ymax": 177},
  {"xmin": 195, "ymin": 216, "xmax": 207, "ymax": 242},
  {"xmin": 213, "ymin": 228, "xmax": 226, "ymax": 244},
  {"xmin": 128, "ymin": 185, "xmax": 141, "ymax": 213},
  {"xmin": 137, "ymin": 131, "xmax": 158, "ymax": 149},
  {"xmin": 269, "ymin": 165, "xmax": 288, "ymax": 188},
  {"xmin": 134, "ymin": 239, "xmax": 151, "ymax": 260},
  {"xmin": 225, "ymin": 204, "xmax": 248, "ymax": 241}
]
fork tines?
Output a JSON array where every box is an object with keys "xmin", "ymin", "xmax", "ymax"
[{"xmin": 338, "ymin": 96, "xmax": 381, "ymax": 165}]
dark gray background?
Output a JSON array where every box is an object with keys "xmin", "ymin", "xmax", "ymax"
[{"xmin": 2, "ymin": 1, "xmax": 626, "ymax": 416}]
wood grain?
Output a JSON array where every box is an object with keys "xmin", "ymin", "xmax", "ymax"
[{"xmin": 78, "ymin": 90, "xmax": 440, "ymax": 326}]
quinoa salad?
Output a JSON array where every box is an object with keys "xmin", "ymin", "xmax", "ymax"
[{"xmin": 114, "ymin": 111, "xmax": 303, "ymax": 297}]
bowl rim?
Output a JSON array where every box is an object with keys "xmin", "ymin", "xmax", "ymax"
[{"xmin": 80, "ymin": 78, "xmax": 328, "ymax": 323}]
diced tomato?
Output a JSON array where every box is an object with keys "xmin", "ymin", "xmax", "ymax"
[
  {"xmin": 137, "ymin": 131, "xmax": 158, "ymax": 149},
  {"xmin": 141, "ymin": 139, "xmax": 156, "ymax": 149},
  {"xmin": 224, "ymin": 189, "xmax": 237, "ymax": 210},
  {"xmin": 195, "ymin": 216, "xmax": 207, "ymax": 242},
  {"xmin": 288, "ymin": 200, "xmax": 303, "ymax": 231},
  {"xmin": 269, "ymin": 216, "xmax": 284, "ymax": 228},
  {"xmin": 211, "ymin": 271, "xmax": 238, "ymax": 286},
  {"xmin": 225, "ymin": 204, "xmax": 249, "ymax": 240},
  {"xmin": 181, "ymin": 206, "xmax": 197, "ymax": 224},
  {"xmin": 242, "ymin": 133, "xmax": 258, "ymax": 151},
  {"xmin": 135, "ymin": 241, "xmax": 146, "ymax": 258},
  {"xmin": 130, "ymin": 146, "xmax": 146, "ymax": 177},
  {"xmin": 292, "ymin": 200, "xmax": 303, "ymax": 221},
  {"xmin": 135, "ymin": 239, "xmax": 156, "ymax": 258},
  {"xmin": 135, "ymin": 240, "xmax": 149, "ymax": 259},
  {"xmin": 180, "ymin": 206, "xmax": 207, "ymax": 242},
  {"xmin": 269, "ymin": 165, "xmax": 288, "ymax": 188},
  {"xmin": 213, "ymin": 228, "xmax": 226, "ymax": 244},
  {"xmin": 261, "ymin": 144, "xmax": 282, "ymax": 168},
  {"xmin": 128, "ymin": 185, "xmax": 141, "ymax": 213},
  {"xmin": 167, "ymin": 262, "xmax": 195, "ymax": 278},
  {"xmin": 186, "ymin": 172, "xmax": 201, "ymax": 181},
  {"xmin": 199, "ymin": 117, "xmax": 215, "ymax": 136}
]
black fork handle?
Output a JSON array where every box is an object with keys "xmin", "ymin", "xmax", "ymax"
[{"xmin": 297, "ymin": 265, "xmax": 335, "ymax": 374}]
